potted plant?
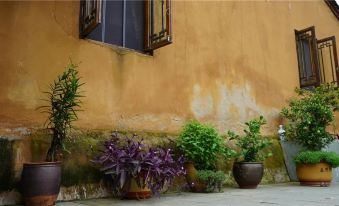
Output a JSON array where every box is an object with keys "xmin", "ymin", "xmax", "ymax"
[
  {"xmin": 196, "ymin": 170, "xmax": 227, "ymax": 193},
  {"xmin": 20, "ymin": 62, "xmax": 84, "ymax": 205},
  {"xmin": 93, "ymin": 132, "xmax": 185, "ymax": 199},
  {"xmin": 176, "ymin": 120, "xmax": 231, "ymax": 192},
  {"xmin": 294, "ymin": 151, "xmax": 339, "ymax": 186},
  {"xmin": 227, "ymin": 116, "xmax": 272, "ymax": 189},
  {"xmin": 281, "ymin": 83, "xmax": 339, "ymax": 186}
]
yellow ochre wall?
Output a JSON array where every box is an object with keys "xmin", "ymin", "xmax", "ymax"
[{"xmin": 0, "ymin": 0, "xmax": 338, "ymax": 134}]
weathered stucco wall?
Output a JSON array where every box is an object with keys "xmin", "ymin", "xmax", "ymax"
[
  {"xmin": 0, "ymin": 1, "xmax": 338, "ymax": 134},
  {"xmin": 0, "ymin": 2, "xmax": 337, "ymax": 202}
]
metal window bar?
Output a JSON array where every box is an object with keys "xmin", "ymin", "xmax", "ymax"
[
  {"xmin": 122, "ymin": 0, "xmax": 126, "ymax": 47},
  {"xmin": 318, "ymin": 46, "xmax": 326, "ymax": 83},
  {"xmin": 150, "ymin": 0, "xmax": 154, "ymax": 36}
]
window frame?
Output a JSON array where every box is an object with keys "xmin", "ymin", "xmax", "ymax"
[
  {"xmin": 79, "ymin": 0, "xmax": 102, "ymax": 39},
  {"xmin": 144, "ymin": 0, "xmax": 172, "ymax": 51},
  {"xmin": 295, "ymin": 26, "xmax": 321, "ymax": 88},
  {"xmin": 317, "ymin": 36, "xmax": 339, "ymax": 85}
]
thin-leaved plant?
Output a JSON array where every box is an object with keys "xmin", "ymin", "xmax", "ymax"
[{"xmin": 40, "ymin": 61, "xmax": 84, "ymax": 162}]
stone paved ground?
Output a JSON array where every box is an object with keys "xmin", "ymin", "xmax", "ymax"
[{"xmin": 57, "ymin": 183, "xmax": 339, "ymax": 206}]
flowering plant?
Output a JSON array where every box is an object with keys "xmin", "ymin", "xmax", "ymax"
[{"xmin": 93, "ymin": 132, "xmax": 185, "ymax": 196}]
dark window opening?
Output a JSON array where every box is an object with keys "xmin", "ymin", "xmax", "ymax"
[
  {"xmin": 295, "ymin": 26, "xmax": 320, "ymax": 88},
  {"xmin": 79, "ymin": 0, "xmax": 172, "ymax": 53}
]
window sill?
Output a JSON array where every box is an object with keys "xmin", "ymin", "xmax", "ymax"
[{"xmin": 82, "ymin": 39, "xmax": 153, "ymax": 57}]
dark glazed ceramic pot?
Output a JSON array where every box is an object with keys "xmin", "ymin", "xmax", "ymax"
[
  {"xmin": 21, "ymin": 162, "xmax": 61, "ymax": 206},
  {"xmin": 233, "ymin": 162, "xmax": 263, "ymax": 189}
]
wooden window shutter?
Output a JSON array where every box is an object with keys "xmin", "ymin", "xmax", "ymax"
[
  {"xmin": 79, "ymin": 0, "xmax": 102, "ymax": 38},
  {"xmin": 144, "ymin": 0, "xmax": 172, "ymax": 51},
  {"xmin": 295, "ymin": 26, "xmax": 321, "ymax": 88},
  {"xmin": 317, "ymin": 36, "xmax": 339, "ymax": 86}
]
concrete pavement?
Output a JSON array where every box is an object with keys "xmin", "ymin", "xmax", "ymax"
[{"xmin": 57, "ymin": 183, "xmax": 339, "ymax": 206}]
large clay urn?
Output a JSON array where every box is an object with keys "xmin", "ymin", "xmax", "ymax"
[
  {"xmin": 296, "ymin": 162, "xmax": 332, "ymax": 187},
  {"xmin": 233, "ymin": 162, "xmax": 263, "ymax": 189},
  {"xmin": 21, "ymin": 162, "xmax": 61, "ymax": 206}
]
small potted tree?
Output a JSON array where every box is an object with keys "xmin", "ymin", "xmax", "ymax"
[
  {"xmin": 177, "ymin": 120, "xmax": 232, "ymax": 192},
  {"xmin": 227, "ymin": 116, "xmax": 272, "ymax": 189},
  {"xmin": 21, "ymin": 62, "xmax": 84, "ymax": 205},
  {"xmin": 281, "ymin": 83, "xmax": 339, "ymax": 186},
  {"xmin": 93, "ymin": 132, "xmax": 185, "ymax": 199}
]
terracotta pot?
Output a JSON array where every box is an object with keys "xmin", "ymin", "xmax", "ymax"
[
  {"xmin": 296, "ymin": 162, "xmax": 332, "ymax": 187},
  {"xmin": 124, "ymin": 178, "xmax": 152, "ymax": 199},
  {"xmin": 183, "ymin": 162, "xmax": 207, "ymax": 192},
  {"xmin": 233, "ymin": 162, "xmax": 263, "ymax": 189},
  {"xmin": 21, "ymin": 162, "xmax": 61, "ymax": 206}
]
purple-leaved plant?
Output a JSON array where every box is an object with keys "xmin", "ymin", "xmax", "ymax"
[{"xmin": 93, "ymin": 132, "xmax": 185, "ymax": 197}]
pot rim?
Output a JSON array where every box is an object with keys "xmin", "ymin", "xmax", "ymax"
[
  {"xmin": 23, "ymin": 161, "xmax": 61, "ymax": 167},
  {"xmin": 296, "ymin": 162, "xmax": 331, "ymax": 166},
  {"xmin": 234, "ymin": 161, "xmax": 263, "ymax": 165}
]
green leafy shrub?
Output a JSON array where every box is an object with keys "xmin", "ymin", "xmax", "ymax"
[
  {"xmin": 294, "ymin": 151, "xmax": 339, "ymax": 168},
  {"xmin": 281, "ymin": 83, "xmax": 337, "ymax": 151},
  {"xmin": 312, "ymin": 83, "xmax": 339, "ymax": 111},
  {"xmin": 177, "ymin": 120, "xmax": 226, "ymax": 170},
  {"xmin": 227, "ymin": 116, "xmax": 272, "ymax": 162},
  {"xmin": 196, "ymin": 170, "xmax": 226, "ymax": 193},
  {"xmin": 40, "ymin": 61, "xmax": 84, "ymax": 161}
]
